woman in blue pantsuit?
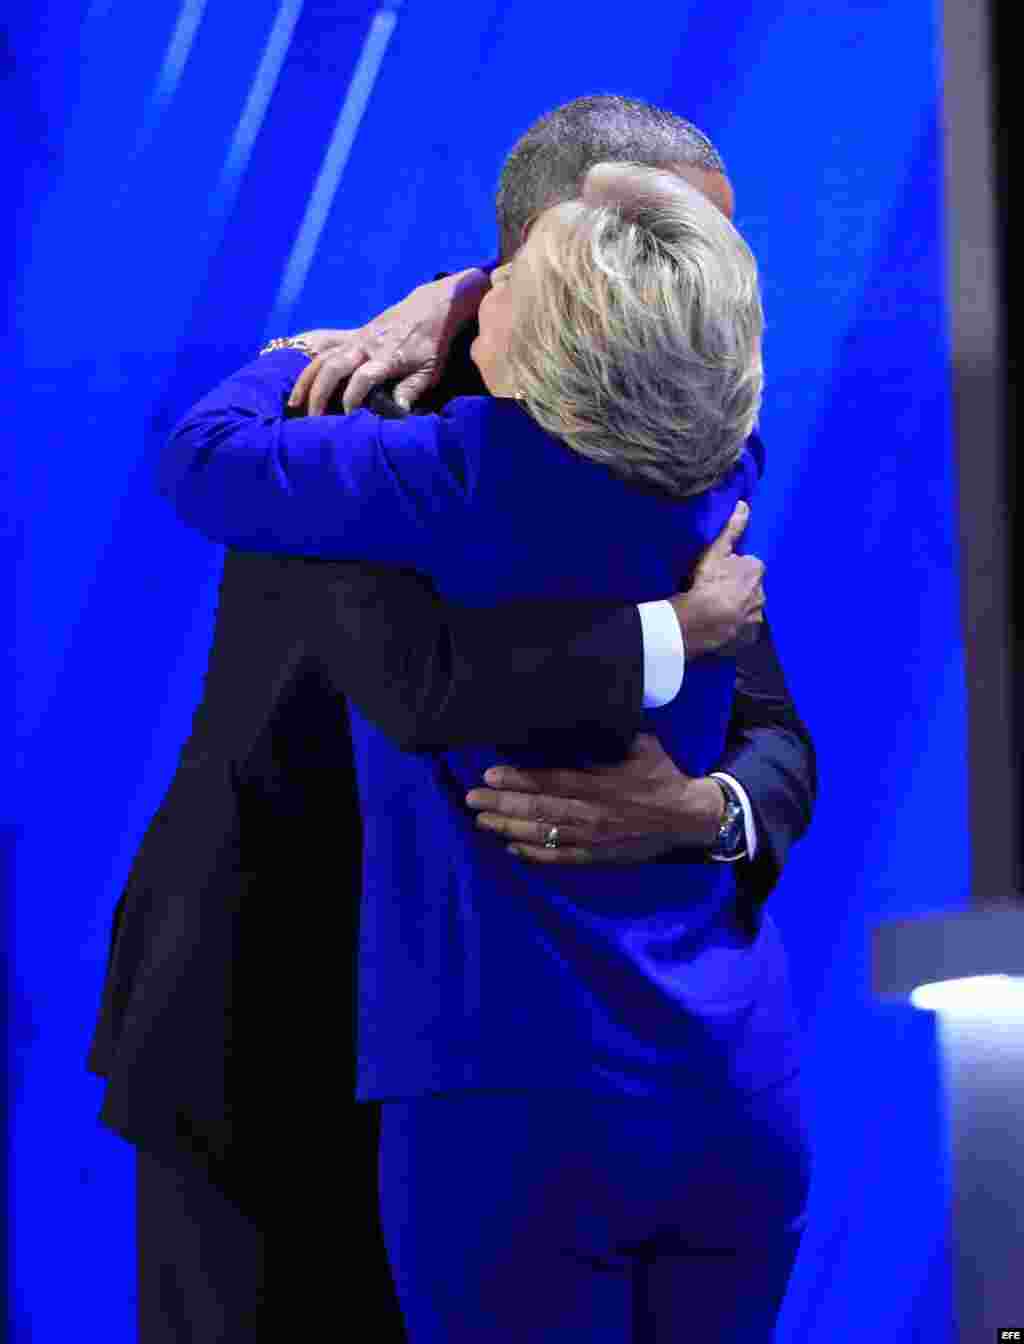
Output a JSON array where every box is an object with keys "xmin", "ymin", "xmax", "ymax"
[{"xmin": 160, "ymin": 161, "xmax": 812, "ymax": 1340}]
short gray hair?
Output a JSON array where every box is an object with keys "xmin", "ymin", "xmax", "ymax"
[
  {"xmin": 496, "ymin": 94, "xmax": 727, "ymax": 261},
  {"xmin": 506, "ymin": 162, "xmax": 763, "ymax": 499}
]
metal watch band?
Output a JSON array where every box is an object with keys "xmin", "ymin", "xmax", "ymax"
[{"xmin": 710, "ymin": 777, "xmax": 746, "ymax": 859}]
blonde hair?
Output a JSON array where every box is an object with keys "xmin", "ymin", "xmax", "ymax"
[{"xmin": 506, "ymin": 161, "xmax": 764, "ymax": 498}]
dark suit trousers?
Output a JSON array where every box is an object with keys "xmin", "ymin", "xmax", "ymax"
[
  {"xmin": 135, "ymin": 1104, "xmax": 407, "ymax": 1343},
  {"xmin": 136, "ymin": 1146, "xmax": 263, "ymax": 1341}
]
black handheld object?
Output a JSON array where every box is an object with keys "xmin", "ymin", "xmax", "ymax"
[
  {"xmin": 359, "ymin": 384, "xmax": 412, "ymax": 419},
  {"xmin": 283, "ymin": 379, "xmax": 412, "ymax": 422}
]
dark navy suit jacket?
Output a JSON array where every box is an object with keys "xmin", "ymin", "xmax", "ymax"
[{"xmin": 156, "ymin": 350, "xmax": 804, "ymax": 1105}]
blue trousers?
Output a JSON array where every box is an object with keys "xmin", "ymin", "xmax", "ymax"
[{"xmin": 379, "ymin": 1070, "xmax": 811, "ymax": 1342}]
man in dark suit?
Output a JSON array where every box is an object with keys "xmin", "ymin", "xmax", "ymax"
[{"xmin": 86, "ymin": 96, "xmax": 815, "ymax": 1341}]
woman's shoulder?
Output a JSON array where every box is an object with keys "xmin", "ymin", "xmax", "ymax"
[
  {"xmin": 402, "ymin": 395, "xmax": 532, "ymax": 454},
  {"xmin": 396, "ymin": 398, "xmax": 764, "ymax": 512},
  {"xmin": 434, "ymin": 395, "xmax": 528, "ymax": 429},
  {"xmin": 358, "ymin": 395, "xmax": 540, "ymax": 500},
  {"xmin": 692, "ymin": 435, "xmax": 764, "ymax": 521},
  {"xmin": 703, "ymin": 432, "xmax": 765, "ymax": 502},
  {"xmin": 370, "ymin": 395, "xmax": 515, "ymax": 458},
  {"xmin": 428, "ymin": 395, "xmax": 550, "ymax": 478}
]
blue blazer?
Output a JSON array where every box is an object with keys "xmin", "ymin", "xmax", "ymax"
[{"xmin": 160, "ymin": 351, "xmax": 802, "ymax": 1103}]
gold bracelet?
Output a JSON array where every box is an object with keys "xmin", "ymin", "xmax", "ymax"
[{"xmin": 259, "ymin": 336, "xmax": 319, "ymax": 361}]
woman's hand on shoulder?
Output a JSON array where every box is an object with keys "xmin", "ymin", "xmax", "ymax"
[{"xmin": 287, "ymin": 269, "xmax": 491, "ymax": 418}]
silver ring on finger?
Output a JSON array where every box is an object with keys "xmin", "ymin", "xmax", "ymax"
[{"xmin": 544, "ymin": 824, "xmax": 561, "ymax": 849}]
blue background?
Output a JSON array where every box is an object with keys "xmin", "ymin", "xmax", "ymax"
[{"xmin": 8, "ymin": 1, "xmax": 966, "ymax": 1336}]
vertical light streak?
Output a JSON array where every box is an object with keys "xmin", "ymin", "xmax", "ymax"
[
  {"xmin": 146, "ymin": 0, "xmax": 211, "ymax": 126},
  {"xmin": 204, "ymin": 0, "xmax": 306, "ymax": 229},
  {"xmin": 107, "ymin": 0, "xmax": 211, "ymax": 192},
  {"xmin": 263, "ymin": 6, "xmax": 399, "ymax": 337}
]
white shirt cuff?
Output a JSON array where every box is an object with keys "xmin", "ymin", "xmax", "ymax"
[
  {"xmin": 708, "ymin": 772, "xmax": 758, "ymax": 862},
  {"xmin": 637, "ymin": 600, "xmax": 685, "ymax": 708}
]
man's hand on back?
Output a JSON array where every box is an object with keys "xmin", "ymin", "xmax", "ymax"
[
  {"xmin": 466, "ymin": 502, "xmax": 765, "ymax": 866},
  {"xmin": 466, "ymin": 734, "xmax": 724, "ymax": 865},
  {"xmin": 288, "ymin": 267, "xmax": 491, "ymax": 416}
]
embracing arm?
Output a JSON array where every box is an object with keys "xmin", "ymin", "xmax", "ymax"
[
  {"xmin": 715, "ymin": 618, "xmax": 817, "ymax": 905},
  {"xmin": 294, "ymin": 533, "xmax": 764, "ymax": 758},
  {"xmin": 160, "ymin": 347, "xmax": 694, "ymax": 754},
  {"xmin": 291, "ymin": 558, "xmax": 647, "ymax": 754},
  {"xmin": 271, "ymin": 482, "xmax": 758, "ymax": 756},
  {"xmin": 461, "ymin": 611, "xmax": 812, "ymax": 926},
  {"xmin": 164, "ymin": 345, "xmax": 784, "ymax": 876},
  {"xmin": 158, "ymin": 347, "xmax": 470, "ymax": 561},
  {"xmin": 268, "ymin": 281, "xmax": 765, "ymax": 767}
]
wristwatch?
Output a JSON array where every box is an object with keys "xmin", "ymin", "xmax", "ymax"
[{"xmin": 708, "ymin": 777, "xmax": 747, "ymax": 861}]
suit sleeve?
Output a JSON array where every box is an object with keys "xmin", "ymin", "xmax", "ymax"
[
  {"xmin": 716, "ymin": 618, "xmax": 817, "ymax": 907},
  {"xmin": 157, "ymin": 349, "xmax": 471, "ymax": 565},
  {"xmin": 654, "ymin": 619, "xmax": 815, "ymax": 931},
  {"xmin": 290, "ymin": 558, "xmax": 645, "ymax": 754}
]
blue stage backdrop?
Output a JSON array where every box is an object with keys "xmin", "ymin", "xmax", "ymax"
[{"xmin": 9, "ymin": 1, "xmax": 964, "ymax": 1337}]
